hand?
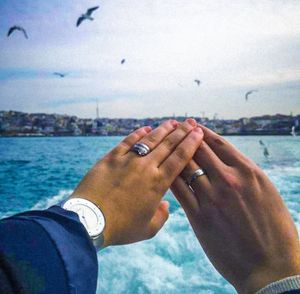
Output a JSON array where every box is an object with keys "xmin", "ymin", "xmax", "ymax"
[
  {"xmin": 171, "ymin": 126, "xmax": 300, "ymax": 294},
  {"xmin": 70, "ymin": 119, "xmax": 203, "ymax": 248}
]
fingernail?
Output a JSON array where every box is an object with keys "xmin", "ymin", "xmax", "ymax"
[
  {"xmin": 144, "ymin": 126, "xmax": 152, "ymax": 133},
  {"xmin": 161, "ymin": 200, "xmax": 170, "ymax": 209},
  {"xmin": 170, "ymin": 120, "xmax": 178, "ymax": 128},
  {"xmin": 194, "ymin": 127, "xmax": 203, "ymax": 134},
  {"xmin": 186, "ymin": 118, "xmax": 197, "ymax": 127}
]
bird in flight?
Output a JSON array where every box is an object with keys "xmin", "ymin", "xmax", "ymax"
[
  {"xmin": 194, "ymin": 79, "xmax": 201, "ymax": 86},
  {"xmin": 7, "ymin": 26, "xmax": 28, "ymax": 39},
  {"xmin": 121, "ymin": 59, "xmax": 126, "ymax": 64},
  {"xmin": 263, "ymin": 147, "xmax": 270, "ymax": 158},
  {"xmin": 245, "ymin": 90, "xmax": 258, "ymax": 101},
  {"xmin": 53, "ymin": 72, "xmax": 67, "ymax": 78},
  {"xmin": 76, "ymin": 6, "xmax": 99, "ymax": 27}
]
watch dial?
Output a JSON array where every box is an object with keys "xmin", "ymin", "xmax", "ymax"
[{"xmin": 63, "ymin": 198, "xmax": 105, "ymax": 238}]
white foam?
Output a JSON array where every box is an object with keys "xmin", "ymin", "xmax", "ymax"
[
  {"xmin": 97, "ymin": 208, "xmax": 234, "ymax": 294},
  {"xmin": 31, "ymin": 189, "xmax": 72, "ymax": 210}
]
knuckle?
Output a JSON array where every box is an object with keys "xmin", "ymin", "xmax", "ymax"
[
  {"xmin": 144, "ymin": 133, "xmax": 157, "ymax": 144},
  {"xmin": 149, "ymin": 165, "xmax": 159, "ymax": 176},
  {"xmin": 118, "ymin": 141, "xmax": 131, "ymax": 150},
  {"xmin": 151, "ymin": 173, "xmax": 166, "ymax": 193},
  {"xmin": 135, "ymin": 127, "xmax": 148, "ymax": 136},
  {"xmin": 163, "ymin": 162, "xmax": 176, "ymax": 176},
  {"xmin": 123, "ymin": 133, "xmax": 140, "ymax": 146},
  {"xmin": 162, "ymin": 137, "xmax": 175, "ymax": 150},
  {"xmin": 100, "ymin": 153, "xmax": 120, "ymax": 168},
  {"xmin": 162, "ymin": 120, "xmax": 174, "ymax": 131},
  {"xmin": 175, "ymin": 146, "xmax": 190, "ymax": 161},
  {"xmin": 180, "ymin": 123, "xmax": 193, "ymax": 134},
  {"xmin": 242, "ymin": 162, "xmax": 263, "ymax": 182},
  {"xmin": 198, "ymin": 141, "xmax": 207, "ymax": 152},
  {"xmin": 133, "ymin": 129, "xmax": 143, "ymax": 139},
  {"xmin": 188, "ymin": 130, "xmax": 203, "ymax": 142},
  {"xmin": 222, "ymin": 173, "xmax": 242, "ymax": 191},
  {"xmin": 151, "ymin": 184, "xmax": 164, "ymax": 195}
]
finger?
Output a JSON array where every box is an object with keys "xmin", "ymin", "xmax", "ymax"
[
  {"xmin": 159, "ymin": 126, "xmax": 203, "ymax": 184},
  {"xmin": 126, "ymin": 119, "xmax": 178, "ymax": 157},
  {"xmin": 180, "ymin": 159, "xmax": 211, "ymax": 194},
  {"xmin": 200, "ymin": 125, "xmax": 252, "ymax": 167},
  {"xmin": 148, "ymin": 118, "xmax": 197, "ymax": 164},
  {"xmin": 193, "ymin": 141, "xmax": 228, "ymax": 181},
  {"xmin": 110, "ymin": 126, "xmax": 152, "ymax": 156},
  {"xmin": 147, "ymin": 200, "xmax": 169, "ymax": 238},
  {"xmin": 171, "ymin": 177, "xmax": 200, "ymax": 216}
]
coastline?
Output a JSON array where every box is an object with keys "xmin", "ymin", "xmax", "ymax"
[
  {"xmin": 1, "ymin": 110, "xmax": 299, "ymax": 138},
  {"xmin": 0, "ymin": 132, "xmax": 298, "ymax": 138}
]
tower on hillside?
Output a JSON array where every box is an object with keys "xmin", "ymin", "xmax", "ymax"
[{"xmin": 96, "ymin": 100, "xmax": 99, "ymax": 119}]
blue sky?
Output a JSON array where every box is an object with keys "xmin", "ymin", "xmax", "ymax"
[{"xmin": 0, "ymin": 0, "xmax": 299, "ymax": 118}]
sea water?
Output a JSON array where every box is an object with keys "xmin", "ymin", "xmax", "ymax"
[{"xmin": 0, "ymin": 136, "xmax": 299, "ymax": 293}]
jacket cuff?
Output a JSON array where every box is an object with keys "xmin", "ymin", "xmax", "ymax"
[{"xmin": 256, "ymin": 276, "xmax": 300, "ymax": 294}]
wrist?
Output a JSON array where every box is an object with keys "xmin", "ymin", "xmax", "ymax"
[
  {"xmin": 255, "ymin": 275, "xmax": 300, "ymax": 294},
  {"xmin": 239, "ymin": 263, "xmax": 300, "ymax": 294},
  {"xmin": 64, "ymin": 192, "xmax": 116, "ymax": 250}
]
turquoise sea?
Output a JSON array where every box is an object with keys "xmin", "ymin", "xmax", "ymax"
[{"xmin": 1, "ymin": 136, "xmax": 300, "ymax": 293}]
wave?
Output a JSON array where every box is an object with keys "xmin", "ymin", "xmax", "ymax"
[
  {"xmin": 31, "ymin": 189, "xmax": 72, "ymax": 210},
  {"xmin": 0, "ymin": 159, "xmax": 31, "ymax": 165},
  {"xmin": 96, "ymin": 207, "xmax": 234, "ymax": 294}
]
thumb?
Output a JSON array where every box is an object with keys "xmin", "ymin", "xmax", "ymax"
[{"xmin": 147, "ymin": 200, "xmax": 170, "ymax": 239}]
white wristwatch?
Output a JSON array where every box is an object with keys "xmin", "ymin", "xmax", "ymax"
[{"xmin": 62, "ymin": 198, "xmax": 106, "ymax": 250}]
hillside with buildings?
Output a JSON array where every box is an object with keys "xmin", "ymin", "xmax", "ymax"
[{"xmin": 0, "ymin": 110, "xmax": 299, "ymax": 137}]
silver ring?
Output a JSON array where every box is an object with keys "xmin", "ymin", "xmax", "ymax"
[
  {"xmin": 188, "ymin": 168, "xmax": 206, "ymax": 186},
  {"xmin": 131, "ymin": 142, "xmax": 151, "ymax": 156}
]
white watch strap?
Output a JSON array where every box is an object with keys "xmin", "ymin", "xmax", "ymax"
[{"xmin": 92, "ymin": 234, "xmax": 105, "ymax": 251}]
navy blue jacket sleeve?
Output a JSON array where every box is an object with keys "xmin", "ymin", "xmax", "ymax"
[{"xmin": 0, "ymin": 205, "xmax": 98, "ymax": 294}]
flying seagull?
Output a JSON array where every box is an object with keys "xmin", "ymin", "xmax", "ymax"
[
  {"xmin": 76, "ymin": 6, "xmax": 99, "ymax": 27},
  {"xmin": 7, "ymin": 26, "xmax": 28, "ymax": 39},
  {"xmin": 263, "ymin": 146, "xmax": 270, "ymax": 158},
  {"xmin": 121, "ymin": 59, "xmax": 126, "ymax": 64},
  {"xmin": 245, "ymin": 90, "xmax": 258, "ymax": 101},
  {"xmin": 194, "ymin": 79, "xmax": 201, "ymax": 86},
  {"xmin": 53, "ymin": 72, "xmax": 67, "ymax": 78}
]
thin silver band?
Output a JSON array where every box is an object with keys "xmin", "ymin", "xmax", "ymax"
[{"xmin": 188, "ymin": 168, "xmax": 206, "ymax": 186}]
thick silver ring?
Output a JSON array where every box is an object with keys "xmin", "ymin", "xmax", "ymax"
[
  {"xmin": 131, "ymin": 142, "xmax": 151, "ymax": 156},
  {"xmin": 188, "ymin": 168, "xmax": 206, "ymax": 186}
]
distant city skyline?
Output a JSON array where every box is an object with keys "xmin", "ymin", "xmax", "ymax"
[
  {"xmin": 0, "ymin": 0, "xmax": 299, "ymax": 119},
  {"xmin": 1, "ymin": 110, "xmax": 298, "ymax": 138}
]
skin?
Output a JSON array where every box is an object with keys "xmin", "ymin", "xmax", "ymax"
[
  {"xmin": 171, "ymin": 125, "xmax": 300, "ymax": 294},
  {"xmin": 70, "ymin": 118, "xmax": 204, "ymax": 247}
]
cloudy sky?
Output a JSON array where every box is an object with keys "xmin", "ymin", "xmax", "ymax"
[{"xmin": 0, "ymin": 0, "xmax": 299, "ymax": 119}]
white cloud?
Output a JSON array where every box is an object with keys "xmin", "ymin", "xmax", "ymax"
[{"xmin": 0, "ymin": 0, "xmax": 299, "ymax": 118}]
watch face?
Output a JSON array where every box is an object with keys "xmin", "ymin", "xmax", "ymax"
[{"xmin": 63, "ymin": 198, "xmax": 105, "ymax": 238}]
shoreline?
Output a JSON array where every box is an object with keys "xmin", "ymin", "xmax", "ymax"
[{"xmin": 0, "ymin": 133, "xmax": 298, "ymax": 138}]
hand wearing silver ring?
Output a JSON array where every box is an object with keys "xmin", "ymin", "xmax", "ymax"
[
  {"xmin": 171, "ymin": 125, "xmax": 300, "ymax": 294},
  {"xmin": 69, "ymin": 118, "xmax": 204, "ymax": 247}
]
